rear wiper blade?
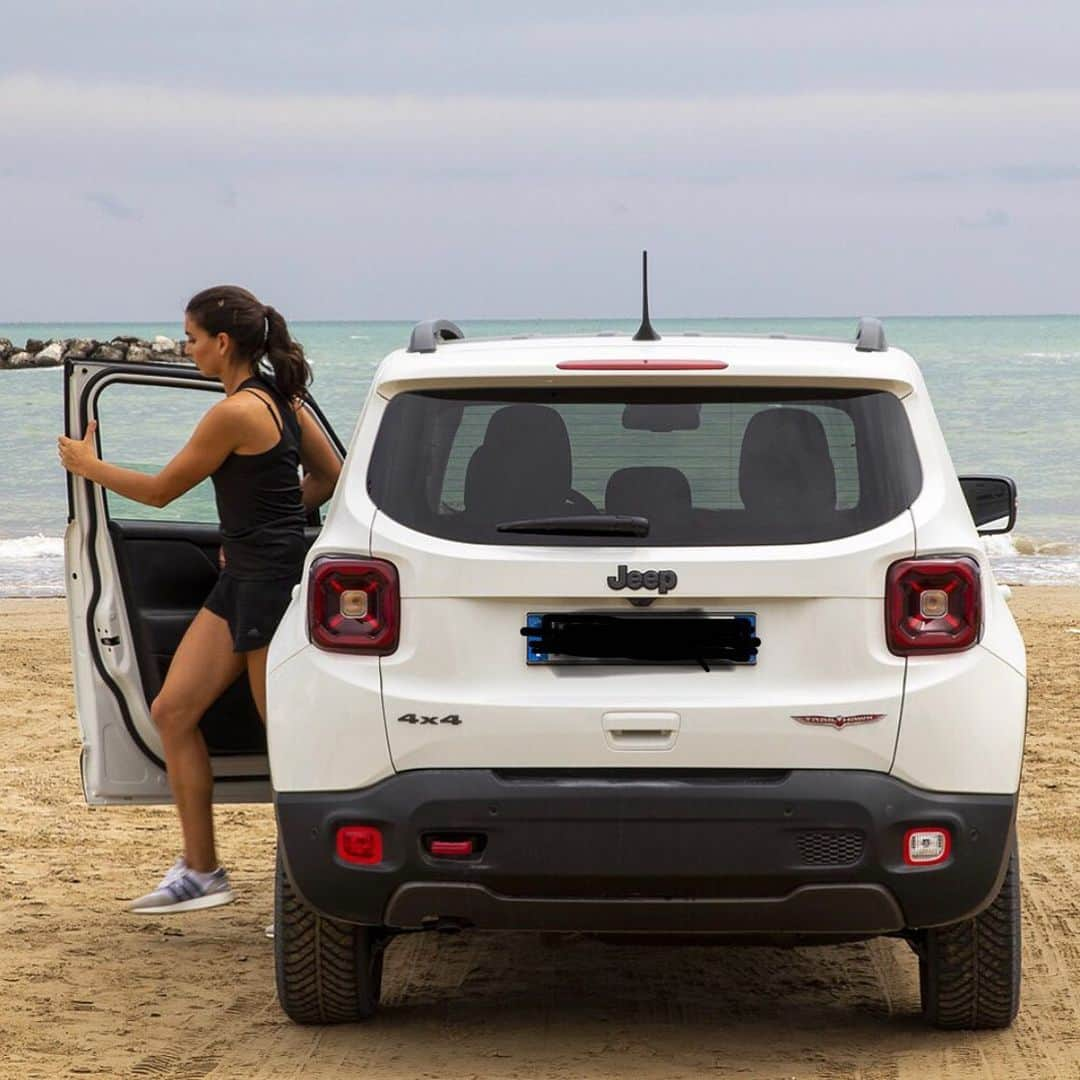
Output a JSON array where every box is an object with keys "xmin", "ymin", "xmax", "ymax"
[{"xmin": 496, "ymin": 514, "xmax": 649, "ymax": 537}]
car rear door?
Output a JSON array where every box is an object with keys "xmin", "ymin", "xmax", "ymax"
[
  {"xmin": 64, "ymin": 356, "xmax": 344, "ymax": 804},
  {"xmin": 369, "ymin": 382, "xmax": 920, "ymax": 774}
]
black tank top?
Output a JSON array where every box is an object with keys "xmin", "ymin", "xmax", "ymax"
[{"xmin": 212, "ymin": 375, "xmax": 307, "ymax": 580}]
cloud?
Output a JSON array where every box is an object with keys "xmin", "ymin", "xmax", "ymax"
[
  {"xmin": 904, "ymin": 170, "xmax": 958, "ymax": 184},
  {"xmin": 4, "ymin": 74, "xmax": 1080, "ymax": 196},
  {"xmin": 905, "ymin": 165, "xmax": 1080, "ymax": 186},
  {"xmin": 993, "ymin": 165, "xmax": 1080, "ymax": 184},
  {"xmin": 83, "ymin": 191, "xmax": 141, "ymax": 220},
  {"xmin": 6, "ymin": 2, "xmax": 1080, "ymax": 101},
  {"xmin": 5, "ymin": 75, "xmax": 1080, "ymax": 148},
  {"xmin": 959, "ymin": 209, "xmax": 1011, "ymax": 230},
  {"xmin": 4, "ymin": 8, "xmax": 1080, "ymax": 320}
]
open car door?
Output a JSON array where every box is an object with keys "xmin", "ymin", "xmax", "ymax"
[{"xmin": 64, "ymin": 357, "xmax": 344, "ymax": 804}]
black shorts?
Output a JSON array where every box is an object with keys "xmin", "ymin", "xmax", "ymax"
[{"xmin": 204, "ymin": 572, "xmax": 298, "ymax": 653}]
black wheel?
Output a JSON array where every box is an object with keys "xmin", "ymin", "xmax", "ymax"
[
  {"xmin": 919, "ymin": 843, "xmax": 1021, "ymax": 1030},
  {"xmin": 273, "ymin": 843, "xmax": 387, "ymax": 1024}
]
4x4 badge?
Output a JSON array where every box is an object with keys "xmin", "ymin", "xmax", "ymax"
[
  {"xmin": 397, "ymin": 713, "xmax": 461, "ymax": 726},
  {"xmin": 607, "ymin": 565, "xmax": 678, "ymax": 595},
  {"xmin": 793, "ymin": 713, "xmax": 885, "ymax": 730}
]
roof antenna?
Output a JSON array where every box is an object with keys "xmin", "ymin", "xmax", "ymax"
[{"xmin": 632, "ymin": 249, "xmax": 661, "ymax": 341}]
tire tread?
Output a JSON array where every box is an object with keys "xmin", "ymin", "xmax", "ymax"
[
  {"xmin": 273, "ymin": 845, "xmax": 383, "ymax": 1024},
  {"xmin": 920, "ymin": 846, "xmax": 1021, "ymax": 1030}
]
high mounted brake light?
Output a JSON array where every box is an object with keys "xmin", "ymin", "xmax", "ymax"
[
  {"xmin": 886, "ymin": 556, "xmax": 981, "ymax": 656},
  {"xmin": 555, "ymin": 359, "xmax": 728, "ymax": 371},
  {"xmin": 308, "ymin": 557, "xmax": 400, "ymax": 654}
]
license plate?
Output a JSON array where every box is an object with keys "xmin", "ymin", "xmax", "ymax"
[{"xmin": 524, "ymin": 611, "xmax": 759, "ymax": 667}]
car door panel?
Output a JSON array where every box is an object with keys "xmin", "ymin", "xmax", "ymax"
[
  {"xmin": 65, "ymin": 359, "xmax": 342, "ymax": 803},
  {"xmin": 107, "ymin": 519, "xmax": 266, "ymax": 754}
]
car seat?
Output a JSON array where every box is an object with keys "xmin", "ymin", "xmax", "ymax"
[
  {"xmin": 605, "ymin": 466, "xmax": 694, "ymax": 539},
  {"xmin": 464, "ymin": 404, "xmax": 593, "ymax": 526},
  {"xmin": 738, "ymin": 408, "xmax": 838, "ymax": 522}
]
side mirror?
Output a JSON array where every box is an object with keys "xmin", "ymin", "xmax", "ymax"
[{"xmin": 959, "ymin": 475, "xmax": 1017, "ymax": 535}]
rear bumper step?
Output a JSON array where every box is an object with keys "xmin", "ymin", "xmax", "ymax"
[
  {"xmin": 275, "ymin": 769, "xmax": 1016, "ymax": 935},
  {"xmin": 385, "ymin": 882, "xmax": 903, "ymax": 934}
]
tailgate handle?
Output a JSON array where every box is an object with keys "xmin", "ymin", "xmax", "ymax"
[{"xmin": 602, "ymin": 711, "xmax": 680, "ymax": 751}]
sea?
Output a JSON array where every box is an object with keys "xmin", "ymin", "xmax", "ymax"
[{"xmin": 1, "ymin": 315, "xmax": 1077, "ymax": 597}]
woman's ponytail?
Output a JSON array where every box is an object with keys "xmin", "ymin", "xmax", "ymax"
[
  {"xmin": 263, "ymin": 305, "xmax": 311, "ymax": 402},
  {"xmin": 185, "ymin": 285, "xmax": 312, "ymax": 402}
]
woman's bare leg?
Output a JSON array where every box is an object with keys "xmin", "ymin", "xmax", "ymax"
[
  {"xmin": 245, "ymin": 646, "xmax": 269, "ymax": 723},
  {"xmin": 150, "ymin": 608, "xmax": 246, "ymax": 873}
]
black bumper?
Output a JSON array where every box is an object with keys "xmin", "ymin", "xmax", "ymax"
[{"xmin": 275, "ymin": 769, "xmax": 1016, "ymax": 935}]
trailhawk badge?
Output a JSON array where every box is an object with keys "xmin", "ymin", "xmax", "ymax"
[{"xmin": 792, "ymin": 713, "xmax": 886, "ymax": 730}]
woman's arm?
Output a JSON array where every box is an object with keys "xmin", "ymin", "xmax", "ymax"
[
  {"xmin": 58, "ymin": 406, "xmax": 242, "ymax": 508},
  {"xmin": 295, "ymin": 404, "xmax": 342, "ymax": 513}
]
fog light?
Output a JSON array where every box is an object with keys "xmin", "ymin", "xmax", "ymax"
[
  {"xmin": 336, "ymin": 825, "xmax": 383, "ymax": 865},
  {"xmin": 919, "ymin": 589, "xmax": 950, "ymax": 618},
  {"xmin": 340, "ymin": 589, "xmax": 369, "ymax": 618},
  {"xmin": 904, "ymin": 827, "xmax": 951, "ymax": 866}
]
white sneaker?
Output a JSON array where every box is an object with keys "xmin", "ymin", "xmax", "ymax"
[
  {"xmin": 160, "ymin": 857, "xmax": 187, "ymax": 887},
  {"xmin": 128, "ymin": 865, "xmax": 235, "ymax": 914}
]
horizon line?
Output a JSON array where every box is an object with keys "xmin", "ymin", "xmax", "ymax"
[{"xmin": 3, "ymin": 312, "xmax": 1080, "ymax": 326}]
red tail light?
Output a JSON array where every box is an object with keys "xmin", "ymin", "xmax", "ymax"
[
  {"xmin": 886, "ymin": 556, "xmax": 981, "ymax": 655},
  {"xmin": 308, "ymin": 557, "xmax": 400, "ymax": 654},
  {"xmin": 336, "ymin": 825, "xmax": 383, "ymax": 865}
]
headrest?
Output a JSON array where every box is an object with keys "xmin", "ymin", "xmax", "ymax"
[
  {"xmin": 605, "ymin": 466, "xmax": 693, "ymax": 536},
  {"xmin": 738, "ymin": 408, "xmax": 837, "ymax": 517},
  {"xmin": 464, "ymin": 405, "xmax": 575, "ymax": 522}
]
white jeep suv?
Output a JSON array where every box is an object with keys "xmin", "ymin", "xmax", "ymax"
[{"xmin": 64, "ymin": 317, "xmax": 1026, "ymax": 1031}]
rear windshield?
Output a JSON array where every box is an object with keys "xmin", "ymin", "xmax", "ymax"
[{"xmin": 367, "ymin": 388, "xmax": 922, "ymax": 546}]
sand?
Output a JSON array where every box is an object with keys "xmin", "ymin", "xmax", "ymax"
[{"xmin": 0, "ymin": 590, "xmax": 1078, "ymax": 1079}]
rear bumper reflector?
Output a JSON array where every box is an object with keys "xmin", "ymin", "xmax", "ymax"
[{"xmin": 428, "ymin": 839, "xmax": 476, "ymax": 858}]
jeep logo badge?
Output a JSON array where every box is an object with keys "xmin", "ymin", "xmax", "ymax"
[{"xmin": 607, "ymin": 564, "xmax": 678, "ymax": 595}]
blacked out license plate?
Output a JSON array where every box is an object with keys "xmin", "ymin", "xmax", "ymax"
[{"xmin": 524, "ymin": 611, "xmax": 759, "ymax": 667}]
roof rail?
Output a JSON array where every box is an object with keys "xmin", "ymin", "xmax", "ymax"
[
  {"xmin": 855, "ymin": 317, "xmax": 887, "ymax": 352},
  {"xmin": 407, "ymin": 319, "xmax": 464, "ymax": 354}
]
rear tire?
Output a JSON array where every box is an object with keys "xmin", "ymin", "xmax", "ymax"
[
  {"xmin": 918, "ymin": 843, "xmax": 1021, "ymax": 1030},
  {"xmin": 273, "ymin": 843, "xmax": 386, "ymax": 1024}
]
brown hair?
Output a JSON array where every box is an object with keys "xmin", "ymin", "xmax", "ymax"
[{"xmin": 185, "ymin": 285, "xmax": 311, "ymax": 400}]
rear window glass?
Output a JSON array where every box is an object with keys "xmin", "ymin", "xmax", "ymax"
[{"xmin": 367, "ymin": 388, "xmax": 921, "ymax": 546}]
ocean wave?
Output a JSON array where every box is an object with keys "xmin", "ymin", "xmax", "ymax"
[
  {"xmin": 982, "ymin": 534, "xmax": 1017, "ymax": 557},
  {"xmin": 0, "ymin": 534, "xmax": 64, "ymax": 559},
  {"xmin": 0, "ymin": 534, "xmax": 65, "ymax": 597},
  {"xmin": 983, "ymin": 534, "xmax": 1078, "ymax": 557},
  {"xmin": 0, "ymin": 365, "xmax": 64, "ymax": 377},
  {"xmin": 1020, "ymin": 351, "xmax": 1080, "ymax": 360},
  {"xmin": 989, "ymin": 555, "xmax": 1080, "ymax": 586}
]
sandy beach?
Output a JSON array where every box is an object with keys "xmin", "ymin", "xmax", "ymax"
[{"xmin": 1, "ymin": 589, "xmax": 1078, "ymax": 1079}]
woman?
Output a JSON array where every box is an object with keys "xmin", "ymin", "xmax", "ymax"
[{"xmin": 58, "ymin": 286, "xmax": 341, "ymax": 913}]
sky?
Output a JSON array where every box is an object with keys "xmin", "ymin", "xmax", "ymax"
[{"xmin": 2, "ymin": 1, "xmax": 1080, "ymax": 320}]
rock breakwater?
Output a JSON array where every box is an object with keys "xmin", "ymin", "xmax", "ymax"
[{"xmin": 0, "ymin": 335, "xmax": 187, "ymax": 370}]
